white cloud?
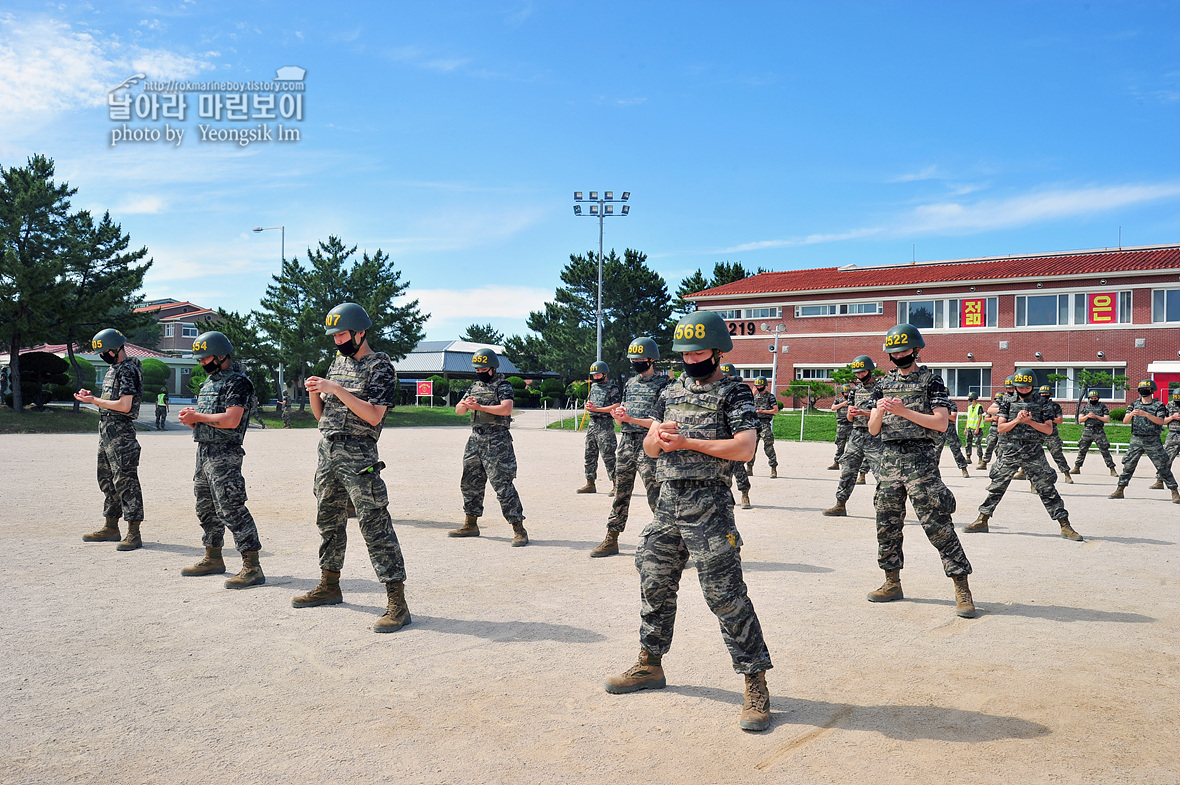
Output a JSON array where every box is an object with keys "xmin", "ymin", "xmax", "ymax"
[
  {"xmin": 716, "ymin": 228, "xmax": 883, "ymax": 254},
  {"xmin": 414, "ymin": 285, "xmax": 551, "ymax": 323},
  {"xmin": 889, "ymin": 165, "xmax": 940, "ymax": 183},
  {"xmin": 113, "ymin": 195, "xmax": 166, "ymax": 214}
]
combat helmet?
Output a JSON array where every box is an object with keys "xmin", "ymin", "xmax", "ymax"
[
  {"xmin": 968, "ymin": 392, "xmax": 978, "ymax": 401},
  {"xmin": 472, "ymin": 348, "xmax": 499, "ymax": 368},
  {"xmin": 850, "ymin": 355, "xmax": 876, "ymax": 374},
  {"xmin": 1003, "ymin": 376, "xmax": 1015, "ymax": 390},
  {"xmin": 883, "ymin": 324, "xmax": 924, "ymax": 354},
  {"xmin": 719, "ymin": 362, "xmax": 736, "ymax": 377},
  {"xmin": 90, "ymin": 328, "xmax": 127, "ymax": 353},
  {"xmin": 590, "ymin": 361, "xmax": 609, "ymax": 377},
  {"xmin": 671, "ymin": 311, "xmax": 733, "ymax": 353},
  {"xmin": 323, "ymin": 303, "xmax": 372, "ymax": 336},
  {"xmin": 1172, "ymin": 389, "xmax": 1180, "ymax": 401},
  {"xmin": 1137, "ymin": 379, "xmax": 1158, "ymax": 395},
  {"xmin": 1011, "ymin": 368, "xmax": 1037, "ymax": 388},
  {"xmin": 1038, "ymin": 385, "xmax": 1052, "ymax": 395},
  {"xmin": 753, "ymin": 376, "xmax": 767, "ymax": 387},
  {"xmin": 993, "ymin": 392, "xmax": 1004, "ymax": 401},
  {"xmin": 626, "ymin": 337, "xmax": 659, "ymax": 361},
  {"xmin": 192, "ymin": 331, "xmax": 234, "ymax": 358}
]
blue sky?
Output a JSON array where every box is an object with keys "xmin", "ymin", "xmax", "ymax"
[{"xmin": 2, "ymin": 1, "xmax": 1178, "ymax": 342}]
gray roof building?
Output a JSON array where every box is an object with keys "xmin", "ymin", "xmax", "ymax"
[{"xmin": 397, "ymin": 340, "xmax": 523, "ymax": 378}]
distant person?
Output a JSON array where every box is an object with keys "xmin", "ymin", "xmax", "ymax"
[
  {"xmin": 745, "ymin": 376, "xmax": 779, "ymax": 478},
  {"xmin": 1109, "ymin": 380, "xmax": 1180, "ymax": 503},
  {"xmin": 279, "ymin": 394, "xmax": 293, "ymax": 428},
  {"xmin": 1072, "ymin": 390, "xmax": 1118, "ymax": 476},
  {"xmin": 155, "ymin": 391, "xmax": 169, "ymax": 430},
  {"xmin": 578, "ymin": 361, "xmax": 621, "ymax": 494}
]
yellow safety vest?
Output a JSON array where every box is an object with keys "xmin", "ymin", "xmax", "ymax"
[{"xmin": 965, "ymin": 402, "xmax": 984, "ymax": 429}]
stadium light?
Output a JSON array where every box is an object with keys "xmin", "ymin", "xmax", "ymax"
[{"xmin": 572, "ymin": 189, "xmax": 632, "ymax": 361}]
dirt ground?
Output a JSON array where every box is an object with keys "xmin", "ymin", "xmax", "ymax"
[{"xmin": 2, "ymin": 418, "xmax": 1178, "ymax": 785}]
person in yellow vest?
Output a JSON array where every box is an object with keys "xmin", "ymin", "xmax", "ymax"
[
  {"xmin": 155, "ymin": 391, "xmax": 169, "ymax": 430},
  {"xmin": 963, "ymin": 392, "xmax": 984, "ymax": 464}
]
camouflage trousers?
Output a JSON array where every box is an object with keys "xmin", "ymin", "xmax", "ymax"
[
  {"xmin": 731, "ymin": 459, "xmax": 750, "ymax": 492},
  {"xmin": 978, "ymin": 439, "xmax": 1068, "ymax": 522},
  {"xmin": 836, "ymin": 428, "xmax": 882, "ymax": 502},
  {"xmin": 1162, "ymin": 432, "xmax": 1180, "ymax": 477},
  {"xmin": 194, "ymin": 443, "xmax": 261, "ymax": 552},
  {"xmin": 982, "ymin": 426, "xmax": 1001, "ymax": 463},
  {"xmin": 747, "ymin": 419, "xmax": 778, "ymax": 469},
  {"xmin": 940, "ymin": 424, "xmax": 969, "ymax": 469},
  {"xmin": 636, "ymin": 480, "xmax": 773, "ymax": 675},
  {"xmin": 154, "ymin": 405, "xmax": 167, "ymax": 430},
  {"xmin": 875, "ymin": 440, "xmax": 970, "ymax": 577},
  {"xmin": 584, "ymin": 419, "xmax": 617, "ymax": 482},
  {"xmin": 1043, "ymin": 430, "xmax": 1072, "ymax": 474},
  {"xmin": 1075, "ymin": 427, "xmax": 1116, "ymax": 469},
  {"xmin": 833, "ymin": 422, "xmax": 852, "ymax": 462},
  {"xmin": 97, "ymin": 420, "xmax": 144, "ymax": 522},
  {"xmin": 313, "ymin": 436, "xmax": 406, "ymax": 583},
  {"xmin": 607, "ymin": 432, "xmax": 659, "ymax": 532},
  {"xmin": 461, "ymin": 428, "xmax": 525, "ymax": 523},
  {"xmin": 281, "ymin": 407, "xmax": 292, "ymax": 429},
  {"xmin": 963, "ymin": 428, "xmax": 984, "ymax": 461},
  {"xmin": 1117, "ymin": 436, "xmax": 1177, "ymax": 490}
]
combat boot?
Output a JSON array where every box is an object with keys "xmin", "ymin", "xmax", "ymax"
[
  {"xmin": 291, "ymin": 570, "xmax": 343, "ymax": 608},
  {"xmin": 1070, "ymin": 464, "xmax": 1081, "ymax": 475},
  {"xmin": 1172, "ymin": 489, "xmax": 1180, "ymax": 504},
  {"xmin": 856, "ymin": 472, "xmax": 866, "ymax": 485},
  {"xmin": 963, "ymin": 513, "xmax": 989, "ymax": 533},
  {"xmin": 740, "ymin": 491, "xmax": 752, "ymax": 509},
  {"xmin": 603, "ymin": 649, "xmax": 666, "ymax": 694},
  {"xmin": 827, "ymin": 461, "xmax": 840, "ymax": 470},
  {"xmin": 1108, "ymin": 486, "xmax": 1125, "ymax": 499},
  {"xmin": 739, "ymin": 671, "xmax": 771, "ymax": 732},
  {"xmin": 1059, "ymin": 521, "xmax": 1084, "ymax": 541},
  {"xmin": 976, "ymin": 460, "xmax": 987, "ymax": 470},
  {"xmin": 1060, "ymin": 472, "xmax": 1073, "ymax": 484},
  {"xmin": 952, "ymin": 575, "xmax": 976, "ymax": 618},
  {"xmin": 82, "ymin": 517, "xmax": 121, "ymax": 542},
  {"xmin": 769, "ymin": 467, "xmax": 777, "ymax": 479},
  {"xmin": 181, "ymin": 547, "xmax": 226, "ymax": 576},
  {"xmin": 961, "ymin": 467, "xmax": 970, "ymax": 478},
  {"xmin": 1013, "ymin": 468, "xmax": 1026, "ymax": 480},
  {"xmin": 448, "ymin": 515, "xmax": 480, "ymax": 537},
  {"xmin": 576, "ymin": 480, "xmax": 596, "ymax": 494},
  {"xmin": 608, "ymin": 482, "xmax": 616, "ymax": 497},
  {"xmin": 373, "ymin": 582, "xmax": 410, "ymax": 633},
  {"xmin": 116, "ymin": 521, "xmax": 142, "ymax": 551},
  {"xmin": 224, "ymin": 551, "xmax": 265, "ymax": 589},
  {"xmin": 822, "ymin": 500, "xmax": 847, "ymax": 517},
  {"xmin": 511, "ymin": 522, "xmax": 529, "ymax": 547},
  {"xmin": 590, "ymin": 531, "xmax": 620, "ymax": 558},
  {"xmin": 1109, "ymin": 467, "xmax": 1118, "ymax": 477},
  {"xmin": 1149, "ymin": 479, "xmax": 1164, "ymax": 490},
  {"xmin": 866, "ymin": 569, "xmax": 903, "ymax": 602}
]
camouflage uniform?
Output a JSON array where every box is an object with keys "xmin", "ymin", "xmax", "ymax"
[
  {"xmin": 607, "ymin": 372, "xmax": 672, "ymax": 532},
  {"xmin": 832, "ymin": 391, "xmax": 852, "ymax": 463},
  {"xmin": 872, "ymin": 366, "xmax": 971, "ymax": 577},
  {"xmin": 97, "ymin": 358, "xmax": 144, "ymax": 524},
  {"xmin": 747, "ymin": 388, "xmax": 778, "ymax": 470},
  {"xmin": 461, "ymin": 372, "xmax": 525, "ymax": 523},
  {"xmin": 313, "ymin": 351, "xmax": 405, "ymax": 583},
  {"xmin": 977, "ymin": 394, "xmax": 1069, "ymax": 522},
  {"xmin": 154, "ymin": 392, "xmax": 168, "ymax": 430},
  {"xmin": 192, "ymin": 366, "xmax": 261, "ymax": 553},
  {"xmin": 982, "ymin": 393, "xmax": 1015, "ymax": 466},
  {"xmin": 637, "ymin": 376, "xmax": 772, "ymax": 675},
  {"xmin": 939, "ymin": 399, "xmax": 969, "ymax": 470},
  {"xmin": 1075, "ymin": 401, "xmax": 1117, "ymax": 470},
  {"xmin": 585, "ymin": 379, "xmax": 621, "ymax": 483},
  {"xmin": 1040, "ymin": 397, "xmax": 1072, "ymax": 474},
  {"xmin": 249, "ymin": 398, "xmax": 266, "ymax": 428},
  {"xmin": 835, "ymin": 378, "xmax": 882, "ymax": 502},
  {"xmin": 963, "ymin": 400, "xmax": 985, "ymax": 462},
  {"xmin": 1116, "ymin": 399, "xmax": 1178, "ymax": 490},
  {"xmin": 280, "ymin": 399, "xmax": 293, "ymax": 429},
  {"xmin": 1161, "ymin": 401, "xmax": 1180, "ymax": 475}
]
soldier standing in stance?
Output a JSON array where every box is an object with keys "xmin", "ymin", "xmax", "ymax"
[
  {"xmin": 155, "ymin": 391, "xmax": 169, "ymax": 430},
  {"xmin": 824, "ymin": 355, "xmax": 883, "ymax": 516},
  {"xmin": 74, "ymin": 328, "xmax": 146, "ymax": 551},
  {"xmin": 1038, "ymin": 386, "xmax": 1074, "ymax": 483},
  {"xmin": 278, "ymin": 394, "xmax": 293, "ymax": 428},
  {"xmin": 979, "ymin": 377, "xmax": 1016, "ymax": 470},
  {"xmin": 449, "ymin": 348, "xmax": 529, "ymax": 545},
  {"xmin": 745, "ymin": 376, "xmax": 779, "ymax": 478},
  {"xmin": 1155, "ymin": 390, "xmax": 1180, "ymax": 486},
  {"xmin": 866, "ymin": 324, "xmax": 976, "ymax": 618},
  {"xmin": 592, "ymin": 337, "xmax": 671, "ymax": 557},
  {"xmin": 177, "ymin": 331, "xmax": 265, "ymax": 588},
  {"xmin": 604, "ymin": 311, "xmax": 772, "ymax": 733},
  {"xmin": 578, "ymin": 361, "xmax": 621, "ymax": 494},
  {"xmin": 1072, "ymin": 391, "xmax": 1118, "ymax": 476},
  {"xmin": 829, "ymin": 385, "xmax": 853, "ymax": 469},
  {"xmin": 963, "ymin": 393, "xmax": 984, "ymax": 465},
  {"xmin": 291, "ymin": 303, "xmax": 410, "ymax": 632},
  {"xmin": 963, "ymin": 369, "xmax": 1084, "ymax": 540},
  {"xmin": 940, "ymin": 398, "xmax": 971, "ymax": 478},
  {"xmin": 1109, "ymin": 380, "xmax": 1180, "ymax": 503},
  {"xmin": 720, "ymin": 363, "xmax": 753, "ymax": 510}
]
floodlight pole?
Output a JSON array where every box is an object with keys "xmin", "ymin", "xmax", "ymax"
[
  {"xmin": 253, "ymin": 225, "xmax": 285, "ymax": 394},
  {"xmin": 573, "ymin": 191, "xmax": 630, "ymax": 362}
]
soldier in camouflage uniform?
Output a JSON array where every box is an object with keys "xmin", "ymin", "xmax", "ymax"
[
  {"xmin": 866, "ymin": 324, "xmax": 976, "ymax": 619},
  {"xmin": 745, "ymin": 376, "xmax": 779, "ymax": 477},
  {"xmin": 1037, "ymin": 386, "xmax": 1074, "ymax": 482},
  {"xmin": 75, "ymin": 328, "xmax": 146, "ymax": 551},
  {"xmin": 177, "ymin": 331, "xmax": 265, "ymax": 588},
  {"xmin": 828, "ymin": 385, "xmax": 853, "ymax": 470},
  {"xmin": 939, "ymin": 398, "xmax": 971, "ymax": 477},
  {"xmin": 979, "ymin": 377, "xmax": 1016, "ymax": 469},
  {"xmin": 963, "ymin": 369, "xmax": 1084, "ymax": 540},
  {"xmin": 719, "ymin": 364, "xmax": 753, "ymax": 510},
  {"xmin": 1072, "ymin": 391, "xmax": 1117, "ymax": 476},
  {"xmin": 1156, "ymin": 390, "xmax": 1180, "ymax": 487},
  {"xmin": 604, "ymin": 311, "xmax": 772, "ymax": 733},
  {"xmin": 291, "ymin": 303, "xmax": 411, "ymax": 633},
  {"xmin": 248, "ymin": 397, "xmax": 266, "ymax": 428},
  {"xmin": 824, "ymin": 355, "xmax": 883, "ymax": 516},
  {"xmin": 1109, "ymin": 380, "xmax": 1180, "ymax": 503},
  {"xmin": 962, "ymin": 392, "xmax": 985, "ymax": 464},
  {"xmin": 279, "ymin": 394, "xmax": 293, "ymax": 428},
  {"xmin": 578, "ymin": 361, "xmax": 621, "ymax": 494},
  {"xmin": 592, "ymin": 337, "xmax": 672, "ymax": 557},
  {"xmin": 448, "ymin": 347, "xmax": 528, "ymax": 545}
]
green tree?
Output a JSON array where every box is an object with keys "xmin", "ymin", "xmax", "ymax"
[
  {"xmin": 673, "ymin": 269, "xmax": 709, "ymax": 314},
  {"xmin": 460, "ymin": 323, "xmax": 504, "ymax": 345},
  {"xmin": 503, "ymin": 333, "xmax": 547, "ymax": 375},
  {"xmin": 216, "ymin": 308, "xmax": 278, "ymax": 403}
]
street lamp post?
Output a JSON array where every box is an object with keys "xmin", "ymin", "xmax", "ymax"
[
  {"xmin": 572, "ymin": 191, "xmax": 630, "ymax": 362},
  {"xmin": 762, "ymin": 322, "xmax": 787, "ymax": 397},
  {"xmin": 252, "ymin": 225, "xmax": 285, "ymax": 394}
]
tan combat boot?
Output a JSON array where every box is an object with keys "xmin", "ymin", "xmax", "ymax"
[
  {"xmin": 866, "ymin": 569, "xmax": 903, "ymax": 602},
  {"xmin": 976, "ymin": 460, "xmax": 987, "ymax": 470},
  {"xmin": 1070, "ymin": 465, "xmax": 1081, "ymax": 475},
  {"xmin": 963, "ymin": 513, "xmax": 989, "ymax": 533},
  {"xmin": 590, "ymin": 531, "xmax": 620, "ymax": 558},
  {"xmin": 608, "ymin": 482, "xmax": 616, "ymax": 497},
  {"xmin": 1172, "ymin": 489, "xmax": 1180, "ymax": 504},
  {"xmin": 740, "ymin": 491, "xmax": 752, "ymax": 509},
  {"xmin": 511, "ymin": 522, "xmax": 529, "ymax": 547},
  {"xmin": 827, "ymin": 461, "xmax": 840, "ymax": 470},
  {"xmin": 961, "ymin": 467, "xmax": 970, "ymax": 478},
  {"xmin": 822, "ymin": 500, "xmax": 847, "ymax": 517},
  {"xmin": 448, "ymin": 515, "xmax": 480, "ymax": 537},
  {"xmin": 603, "ymin": 650, "xmax": 666, "ymax": 694},
  {"xmin": 1108, "ymin": 486, "xmax": 1125, "ymax": 499},
  {"xmin": 1150, "ymin": 479, "xmax": 1165, "ymax": 490},
  {"xmin": 83, "ymin": 517, "xmax": 121, "ymax": 542},
  {"xmin": 739, "ymin": 671, "xmax": 771, "ymax": 732},
  {"xmin": 116, "ymin": 521, "xmax": 142, "ymax": 551},
  {"xmin": 373, "ymin": 582, "xmax": 411, "ymax": 632},
  {"xmin": 1109, "ymin": 467, "xmax": 1118, "ymax": 477},
  {"xmin": 856, "ymin": 472, "xmax": 866, "ymax": 485},
  {"xmin": 224, "ymin": 551, "xmax": 265, "ymax": 589},
  {"xmin": 291, "ymin": 570, "xmax": 343, "ymax": 607},
  {"xmin": 576, "ymin": 480, "xmax": 596, "ymax": 494},
  {"xmin": 1059, "ymin": 521, "xmax": 1084, "ymax": 541},
  {"xmin": 770, "ymin": 466, "xmax": 778, "ymax": 479},
  {"xmin": 1013, "ymin": 468, "xmax": 1026, "ymax": 480},
  {"xmin": 952, "ymin": 575, "xmax": 976, "ymax": 618},
  {"xmin": 181, "ymin": 547, "xmax": 226, "ymax": 576},
  {"xmin": 1060, "ymin": 472, "xmax": 1073, "ymax": 484}
]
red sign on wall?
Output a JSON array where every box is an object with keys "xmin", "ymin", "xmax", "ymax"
[
  {"xmin": 416, "ymin": 381, "xmax": 433, "ymax": 397},
  {"xmin": 960, "ymin": 298, "xmax": 985, "ymax": 327},
  {"xmin": 1087, "ymin": 292, "xmax": 1116, "ymax": 324}
]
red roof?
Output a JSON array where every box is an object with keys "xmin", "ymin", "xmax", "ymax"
[
  {"xmin": 134, "ymin": 300, "xmax": 194, "ymax": 313},
  {"xmin": 689, "ymin": 244, "xmax": 1180, "ymax": 299},
  {"xmin": 9, "ymin": 343, "xmax": 172, "ymax": 359}
]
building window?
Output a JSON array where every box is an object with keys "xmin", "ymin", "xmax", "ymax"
[
  {"xmin": 898, "ymin": 298, "xmax": 997, "ymax": 328},
  {"xmin": 1023, "ymin": 366, "xmax": 1125, "ymax": 399},
  {"xmin": 928, "ymin": 367, "xmax": 992, "ymax": 399},
  {"xmin": 1153, "ymin": 289, "xmax": 1180, "ymax": 323},
  {"xmin": 164, "ymin": 324, "xmax": 175, "ymax": 338},
  {"xmin": 795, "ymin": 367, "xmax": 834, "ymax": 380},
  {"xmin": 715, "ymin": 309, "xmax": 742, "ymax": 320},
  {"xmin": 181, "ymin": 324, "xmax": 199, "ymax": 338},
  {"xmin": 794, "ymin": 302, "xmax": 882, "ymax": 318},
  {"xmin": 738, "ymin": 367, "xmax": 773, "ymax": 379},
  {"xmin": 745, "ymin": 307, "xmax": 780, "ymax": 319},
  {"xmin": 1016, "ymin": 291, "xmax": 1132, "ymax": 326}
]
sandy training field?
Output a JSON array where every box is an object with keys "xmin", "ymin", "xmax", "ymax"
[{"xmin": 2, "ymin": 421, "xmax": 1177, "ymax": 785}]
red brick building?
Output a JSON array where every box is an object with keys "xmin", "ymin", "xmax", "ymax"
[
  {"xmin": 687, "ymin": 244, "xmax": 1180, "ymax": 413},
  {"xmin": 133, "ymin": 299, "xmax": 219, "ymax": 356}
]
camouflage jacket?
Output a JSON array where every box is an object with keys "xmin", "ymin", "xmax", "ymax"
[
  {"xmin": 872, "ymin": 365, "xmax": 950, "ymax": 442},
  {"xmin": 849, "ymin": 379, "xmax": 876, "ymax": 431},
  {"xmin": 1077, "ymin": 401, "xmax": 1109, "ymax": 430},
  {"xmin": 653, "ymin": 375, "xmax": 756, "ymax": 483},
  {"xmin": 1166, "ymin": 401, "xmax": 1180, "ymax": 433},
  {"xmin": 587, "ymin": 379, "xmax": 622, "ymax": 423},
  {"xmin": 999, "ymin": 393, "xmax": 1050, "ymax": 445},
  {"xmin": 752, "ymin": 389, "xmax": 778, "ymax": 422},
  {"xmin": 1127, "ymin": 398, "xmax": 1166, "ymax": 439},
  {"xmin": 100, "ymin": 357, "xmax": 142, "ymax": 422},
  {"xmin": 468, "ymin": 373, "xmax": 514, "ymax": 431},
  {"xmin": 621, "ymin": 372, "xmax": 672, "ymax": 434},
  {"xmin": 193, "ymin": 367, "xmax": 253, "ymax": 445},
  {"xmin": 318, "ymin": 351, "xmax": 398, "ymax": 441}
]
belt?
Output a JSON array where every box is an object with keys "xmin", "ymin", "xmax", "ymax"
[{"xmin": 324, "ymin": 433, "xmax": 371, "ymax": 443}]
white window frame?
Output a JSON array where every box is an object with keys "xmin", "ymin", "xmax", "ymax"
[
  {"xmin": 1018, "ymin": 363, "xmax": 1128, "ymax": 401},
  {"xmin": 794, "ymin": 367, "xmax": 835, "ymax": 381},
  {"xmin": 181, "ymin": 324, "xmax": 199, "ymax": 338},
  {"xmin": 898, "ymin": 298, "xmax": 998, "ymax": 329},
  {"xmin": 925, "ymin": 365, "xmax": 993, "ymax": 399},
  {"xmin": 1152, "ymin": 288, "xmax": 1180, "ymax": 323},
  {"xmin": 1015, "ymin": 291, "xmax": 1132, "ymax": 327},
  {"xmin": 794, "ymin": 301, "xmax": 882, "ymax": 318},
  {"xmin": 164, "ymin": 323, "xmax": 175, "ymax": 338}
]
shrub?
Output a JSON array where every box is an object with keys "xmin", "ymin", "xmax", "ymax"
[
  {"xmin": 1110, "ymin": 408, "xmax": 1127, "ymax": 422},
  {"xmin": 566, "ymin": 380, "xmax": 589, "ymax": 401},
  {"xmin": 141, "ymin": 358, "xmax": 171, "ymax": 398}
]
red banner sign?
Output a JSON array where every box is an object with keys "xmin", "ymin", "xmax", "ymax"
[
  {"xmin": 416, "ymin": 381, "xmax": 433, "ymax": 397},
  {"xmin": 960, "ymin": 298, "xmax": 985, "ymax": 327},
  {"xmin": 1087, "ymin": 292, "xmax": 1116, "ymax": 324}
]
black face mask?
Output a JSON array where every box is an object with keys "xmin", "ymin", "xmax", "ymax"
[
  {"xmin": 888, "ymin": 353, "xmax": 915, "ymax": 369},
  {"xmin": 200, "ymin": 357, "xmax": 222, "ymax": 375},
  {"xmin": 630, "ymin": 361, "xmax": 652, "ymax": 374},
  {"xmin": 1139, "ymin": 390, "xmax": 1153, "ymax": 399},
  {"xmin": 1018, "ymin": 389, "xmax": 1035, "ymax": 400},
  {"xmin": 100, "ymin": 350, "xmax": 119, "ymax": 365},
  {"xmin": 336, "ymin": 332, "xmax": 361, "ymax": 357},
  {"xmin": 591, "ymin": 375, "xmax": 605, "ymax": 384},
  {"xmin": 1088, "ymin": 398, "xmax": 1100, "ymax": 404},
  {"xmin": 476, "ymin": 369, "xmax": 494, "ymax": 382},
  {"xmin": 754, "ymin": 385, "xmax": 766, "ymax": 392},
  {"xmin": 683, "ymin": 354, "xmax": 719, "ymax": 379}
]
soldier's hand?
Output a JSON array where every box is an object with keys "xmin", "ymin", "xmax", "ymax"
[
  {"xmin": 74, "ymin": 389, "xmax": 95, "ymax": 403},
  {"xmin": 611, "ymin": 404, "xmax": 627, "ymax": 423}
]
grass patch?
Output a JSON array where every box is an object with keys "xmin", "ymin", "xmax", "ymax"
[
  {"xmin": 0, "ymin": 406, "xmax": 101, "ymax": 434},
  {"xmin": 258, "ymin": 405, "xmax": 468, "ymax": 429}
]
